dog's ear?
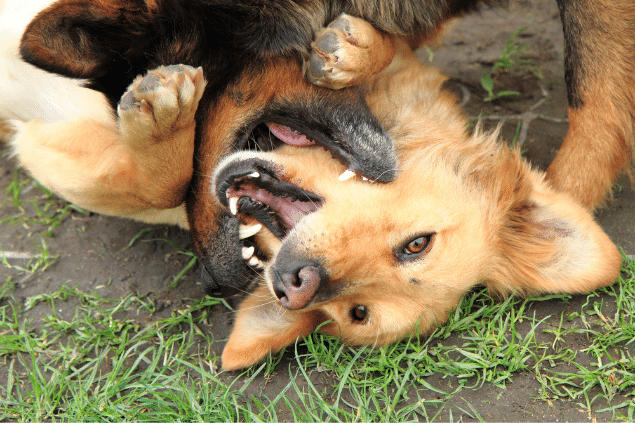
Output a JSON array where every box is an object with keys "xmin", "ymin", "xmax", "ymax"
[
  {"xmin": 20, "ymin": 0, "xmax": 156, "ymax": 94},
  {"xmin": 222, "ymin": 284, "xmax": 323, "ymax": 371},
  {"xmin": 487, "ymin": 164, "xmax": 621, "ymax": 296}
]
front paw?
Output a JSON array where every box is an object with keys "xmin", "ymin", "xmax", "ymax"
[
  {"xmin": 308, "ymin": 14, "xmax": 390, "ymax": 89},
  {"xmin": 118, "ymin": 64, "xmax": 206, "ymax": 142}
]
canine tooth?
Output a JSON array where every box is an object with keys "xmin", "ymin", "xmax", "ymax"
[
  {"xmin": 362, "ymin": 177, "xmax": 368, "ymax": 181},
  {"xmin": 228, "ymin": 196, "xmax": 239, "ymax": 215},
  {"xmin": 239, "ymin": 223, "xmax": 262, "ymax": 239},
  {"xmin": 248, "ymin": 172, "xmax": 260, "ymax": 178},
  {"xmin": 241, "ymin": 246, "xmax": 255, "ymax": 260},
  {"xmin": 338, "ymin": 169, "xmax": 356, "ymax": 181}
]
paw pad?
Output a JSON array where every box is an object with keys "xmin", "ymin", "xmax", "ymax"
[
  {"xmin": 118, "ymin": 64, "xmax": 206, "ymax": 137},
  {"xmin": 315, "ymin": 32, "xmax": 339, "ymax": 54}
]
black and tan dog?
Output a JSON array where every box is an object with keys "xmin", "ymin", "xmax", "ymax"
[
  {"xmin": 1, "ymin": 0, "xmax": 495, "ymax": 295},
  {"xmin": 2, "ymin": 0, "xmax": 634, "ymax": 302},
  {"xmin": 214, "ymin": 14, "xmax": 621, "ymax": 370}
]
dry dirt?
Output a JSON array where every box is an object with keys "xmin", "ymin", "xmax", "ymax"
[{"xmin": 1, "ymin": 0, "xmax": 633, "ymax": 421}]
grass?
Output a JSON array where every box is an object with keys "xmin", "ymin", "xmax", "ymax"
[
  {"xmin": 0, "ymin": 257, "xmax": 633, "ymax": 421},
  {"xmin": 1, "ymin": 169, "xmax": 86, "ymax": 237},
  {"xmin": 2, "ymin": 71, "xmax": 634, "ymax": 420},
  {"xmin": 480, "ymin": 26, "xmax": 538, "ymax": 102},
  {"xmin": 1, "ymin": 157, "xmax": 635, "ymax": 422}
]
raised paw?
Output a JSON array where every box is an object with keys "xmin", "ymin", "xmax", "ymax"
[
  {"xmin": 307, "ymin": 14, "xmax": 395, "ymax": 89},
  {"xmin": 118, "ymin": 64, "xmax": 206, "ymax": 142}
]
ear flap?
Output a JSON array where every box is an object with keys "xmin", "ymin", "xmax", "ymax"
[
  {"xmin": 488, "ymin": 172, "xmax": 622, "ymax": 296},
  {"xmin": 20, "ymin": 0, "xmax": 156, "ymax": 100},
  {"xmin": 222, "ymin": 284, "xmax": 323, "ymax": 371}
]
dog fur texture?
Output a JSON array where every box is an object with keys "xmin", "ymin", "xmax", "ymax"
[
  {"xmin": 1, "ymin": 0, "xmax": 491, "ymax": 296},
  {"xmin": 215, "ymin": 15, "xmax": 622, "ymax": 370},
  {"xmin": 0, "ymin": 1, "xmax": 628, "ymax": 369}
]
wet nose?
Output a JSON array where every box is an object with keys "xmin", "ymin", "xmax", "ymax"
[{"xmin": 271, "ymin": 260, "xmax": 327, "ymax": 310}]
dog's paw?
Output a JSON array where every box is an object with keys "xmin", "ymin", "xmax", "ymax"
[
  {"xmin": 308, "ymin": 14, "xmax": 389, "ymax": 89},
  {"xmin": 118, "ymin": 64, "xmax": 206, "ymax": 140}
]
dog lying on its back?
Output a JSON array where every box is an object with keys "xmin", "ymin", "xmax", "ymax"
[
  {"xmin": 215, "ymin": 15, "xmax": 622, "ymax": 370},
  {"xmin": 1, "ymin": 0, "xmax": 502, "ymax": 297}
]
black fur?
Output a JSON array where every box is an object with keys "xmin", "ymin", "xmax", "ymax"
[
  {"xmin": 20, "ymin": 0, "xmax": 489, "ymax": 296},
  {"xmin": 556, "ymin": 0, "xmax": 585, "ymax": 109}
]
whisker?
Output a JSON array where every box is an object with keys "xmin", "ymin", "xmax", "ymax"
[{"xmin": 221, "ymin": 298, "xmax": 279, "ymax": 315}]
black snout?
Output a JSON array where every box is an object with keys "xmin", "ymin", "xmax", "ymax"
[
  {"xmin": 200, "ymin": 262, "xmax": 241, "ymax": 298},
  {"xmin": 271, "ymin": 259, "xmax": 327, "ymax": 310},
  {"xmin": 198, "ymin": 212, "xmax": 260, "ymax": 298}
]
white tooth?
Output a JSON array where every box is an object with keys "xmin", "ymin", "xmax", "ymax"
[
  {"xmin": 248, "ymin": 172, "xmax": 260, "ymax": 178},
  {"xmin": 228, "ymin": 196, "xmax": 239, "ymax": 215},
  {"xmin": 241, "ymin": 246, "xmax": 255, "ymax": 260},
  {"xmin": 338, "ymin": 169, "xmax": 356, "ymax": 181},
  {"xmin": 239, "ymin": 223, "xmax": 262, "ymax": 239},
  {"xmin": 248, "ymin": 256, "xmax": 260, "ymax": 267},
  {"xmin": 362, "ymin": 177, "xmax": 368, "ymax": 181}
]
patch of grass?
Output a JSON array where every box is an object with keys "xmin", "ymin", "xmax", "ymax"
[
  {"xmin": 480, "ymin": 25, "xmax": 540, "ymax": 102},
  {"xmin": 1, "ymin": 170, "xmax": 86, "ymax": 237},
  {"xmin": 480, "ymin": 72, "xmax": 520, "ymax": 102},
  {"xmin": 122, "ymin": 227, "xmax": 198, "ymax": 289},
  {"xmin": 1, "ymin": 252, "xmax": 633, "ymax": 421},
  {"xmin": 492, "ymin": 26, "xmax": 532, "ymax": 73},
  {"xmin": 1, "ymin": 236, "xmax": 59, "ymax": 274}
]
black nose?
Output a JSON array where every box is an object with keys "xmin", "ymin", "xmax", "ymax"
[{"xmin": 271, "ymin": 260, "xmax": 327, "ymax": 310}]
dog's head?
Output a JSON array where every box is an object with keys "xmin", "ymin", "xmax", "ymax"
[
  {"xmin": 214, "ymin": 62, "xmax": 621, "ymax": 370},
  {"xmin": 186, "ymin": 59, "xmax": 399, "ymax": 296}
]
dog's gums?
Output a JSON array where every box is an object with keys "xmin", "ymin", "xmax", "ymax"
[{"xmin": 214, "ymin": 154, "xmax": 323, "ymax": 266}]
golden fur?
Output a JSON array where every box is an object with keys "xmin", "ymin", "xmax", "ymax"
[
  {"xmin": 546, "ymin": 0, "xmax": 635, "ymax": 210},
  {"xmin": 1, "ymin": 2, "xmax": 624, "ymax": 371},
  {"xmin": 3, "ymin": 64, "xmax": 203, "ymax": 227},
  {"xmin": 219, "ymin": 16, "xmax": 621, "ymax": 370}
]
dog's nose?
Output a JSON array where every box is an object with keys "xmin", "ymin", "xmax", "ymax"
[{"xmin": 271, "ymin": 261, "xmax": 327, "ymax": 310}]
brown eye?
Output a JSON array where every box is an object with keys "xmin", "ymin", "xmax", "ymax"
[
  {"xmin": 405, "ymin": 236, "xmax": 428, "ymax": 254},
  {"xmin": 350, "ymin": 305, "xmax": 368, "ymax": 323},
  {"xmin": 395, "ymin": 233, "xmax": 434, "ymax": 262}
]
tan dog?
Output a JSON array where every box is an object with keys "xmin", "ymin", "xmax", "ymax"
[
  {"xmin": 2, "ymin": 0, "xmax": 631, "ymax": 297},
  {"xmin": 216, "ymin": 15, "xmax": 622, "ymax": 370}
]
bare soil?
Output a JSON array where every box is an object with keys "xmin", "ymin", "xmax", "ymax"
[{"xmin": 1, "ymin": 0, "xmax": 633, "ymax": 421}]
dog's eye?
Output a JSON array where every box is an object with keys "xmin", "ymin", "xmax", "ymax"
[
  {"xmin": 350, "ymin": 305, "xmax": 368, "ymax": 323},
  {"xmin": 395, "ymin": 233, "xmax": 434, "ymax": 262}
]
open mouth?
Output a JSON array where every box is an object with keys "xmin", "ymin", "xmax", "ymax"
[
  {"xmin": 239, "ymin": 122, "xmax": 316, "ymax": 152},
  {"xmin": 214, "ymin": 149, "xmax": 323, "ymax": 267}
]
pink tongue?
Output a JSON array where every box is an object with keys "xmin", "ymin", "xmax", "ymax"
[{"xmin": 266, "ymin": 122, "xmax": 315, "ymax": 146}]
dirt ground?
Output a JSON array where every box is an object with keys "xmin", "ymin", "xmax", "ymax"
[{"xmin": 1, "ymin": 0, "xmax": 633, "ymax": 421}]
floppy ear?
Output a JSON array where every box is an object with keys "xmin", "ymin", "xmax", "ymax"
[
  {"xmin": 20, "ymin": 0, "xmax": 156, "ymax": 99},
  {"xmin": 222, "ymin": 284, "xmax": 323, "ymax": 371},
  {"xmin": 487, "ymin": 170, "xmax": 622, "ymax": 296}
]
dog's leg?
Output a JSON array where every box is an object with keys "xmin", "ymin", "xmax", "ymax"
[
  {"xmin": 8, "ymin": 65, "xmax": 205, "ymax": 225},
  {"xmin": 307, "ymin": 14, "xmax": 397, "ymax": 89},
  {"xmin": 547, "ymin": 0, "xmax": 635, "ymax": 210}
]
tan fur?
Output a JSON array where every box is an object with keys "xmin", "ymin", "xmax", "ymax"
[
  {"xmin": 221, "ymin": 19, "xmax": 621, "ymax": 370},
  {"xmin": 546, "ymin": 0, "xmax": 635, "ymax": 209},
  {"xmin": 6, "ymin": 65, "xmax": 204, "ymax": 228},
  {"xmin": 309, "ymin": 16, "xmax": 396, "ymax": 89},
  {"xmin": 0, "ymin": 118, "xmax": 14, "ymax": 141}
]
